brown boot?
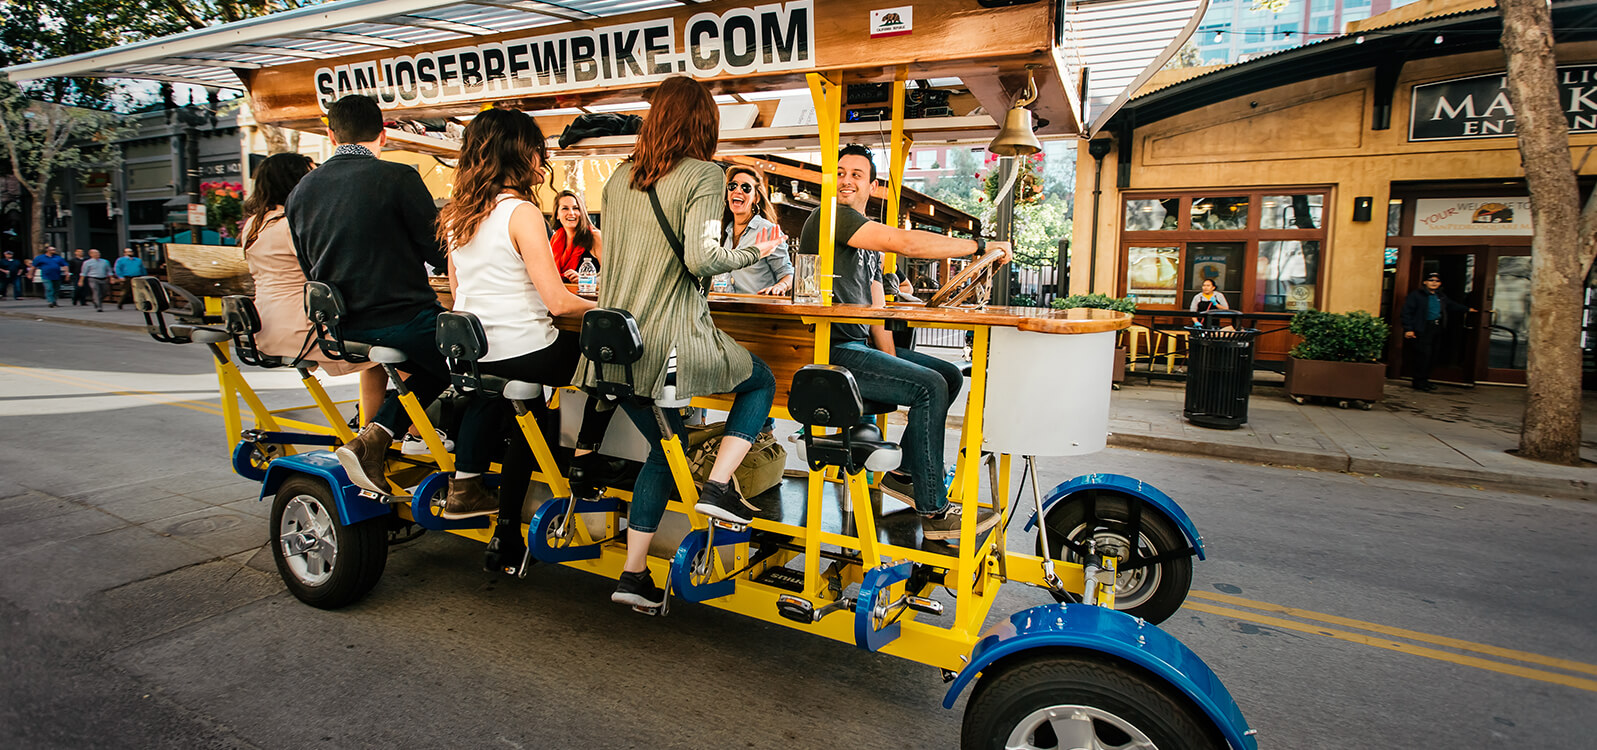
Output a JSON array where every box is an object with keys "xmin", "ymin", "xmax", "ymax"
[
  {"xmin": 336, "ymin": 424, "xmax": 393, "ymax": 494},
  {"xmin": 440, "ymin": 475, "xmax": 498, "ymax": 520}
]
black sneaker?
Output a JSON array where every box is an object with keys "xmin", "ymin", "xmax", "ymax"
[
  {"xmin": 880, "ymin": 471, "xmax": 915, "ymax": 503},
  {"xmin": 611, "ymin": 569, "xmax": 665, "ymax": 608},
  {"xmin": 920, "ymin": 502, "xmax": 1000, "ymax": 542},
  {"xmin": 694, "ymin": 479, "xmax": 759, "ymax": 525},
  {"xmin": 485, "ymin": 519, "xmax": 532, "ymax": 577}
]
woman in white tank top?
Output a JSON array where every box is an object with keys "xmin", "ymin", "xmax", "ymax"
[{"xmin": 436, "ymin": 108, "xmax": 615, "ymax": 575}]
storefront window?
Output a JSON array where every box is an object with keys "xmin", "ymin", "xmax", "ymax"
[
  {"xmin": 1125, "ymin": 198, "xmax": 1180, "ymax": 230},
  {"xmin": 1184, "ymin": 243, "xmax": 1244, "ymax": 308},
  {"xmin": 1256, "ymin": 240, "xmax": 1320, "ymax": 311},
  {"xmin": 1386, "ymin": 199, "xmax": 1404, "ymax": 236},
  {"xmin": 1260, "ymin": 194, "xmax": 1321, "ymax": 229},
  {"xmin": 1127, "ymin": 246, "xmax": 1180, "ymax": 306},
  {"xmin": 1190, "ymin": 196, "xmax": 1248, "ymax": 230}
]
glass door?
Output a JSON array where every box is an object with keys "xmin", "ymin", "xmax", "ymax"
[
  {"xmin": 1483, "ymin": 251, "xmax": 1532, "ymax": 384},
  {"xmin": 1409, "ymin": 248, "xmax": 1488, "ymax": 384}
]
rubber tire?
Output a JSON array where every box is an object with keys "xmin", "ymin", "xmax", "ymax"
[
  {"xmin": 270, "ymin": 475, "xmax": 388, "ymax": 609},
  {"xmin": 961, "ymin": 653, "xmax": 1225, "ymax": 750},
  {"xmin": 1037, "ymin": 490, "xmax": 1192, "ymax": 624}
]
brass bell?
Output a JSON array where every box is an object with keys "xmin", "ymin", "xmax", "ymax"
[{"xmin": 988, "ymin": 67, "xmax": 1042, "ymax": 157}]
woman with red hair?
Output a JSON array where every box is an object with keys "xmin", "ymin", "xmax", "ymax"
[{"xmin": 575, "ymin": 77, "xmax": 783, "ymax": 609}]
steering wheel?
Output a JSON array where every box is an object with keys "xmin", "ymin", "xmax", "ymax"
[{"xmin": 925, "ymin": 246, "xmax": 1007, "ymax": 309}]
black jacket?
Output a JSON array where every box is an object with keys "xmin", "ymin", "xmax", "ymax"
[
  {"xmin": 287, "ymin": 153, "xmax": 446, "ymax": 330},
  {"xmin": 1400, "ymin": 288, "xmax": 1466, "ymax": 332}
]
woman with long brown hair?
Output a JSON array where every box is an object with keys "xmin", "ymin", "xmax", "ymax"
[
  {"xmin": 439, "ymin": 107, "xmax": 614, "ymax": 575},
  {"xmin": 240, "ymin": 153, "xmax": 388, "ymax": 433},
  {"xmin": 574, "ymin": 76, "xmax": 783, "ymax": 608},
  {"xmin": 721, "ymin": 164, "xmax": 792, "ymax": 295},
  {"xmin": 550, "ymin": 189, "xmax": 602, "ymax": 282}
]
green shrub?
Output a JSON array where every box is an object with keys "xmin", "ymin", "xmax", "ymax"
[
  {"xmin": 1010, "ymin": 293, "xmax": 1039, "ymax": 307},
  {"xmin": 1288, "ymin": 309, "xmax": 1389, "ymax": 362},
  {"xmin": 1051, "ymin": 293, "xmax": 1136, "ymax": 313}
]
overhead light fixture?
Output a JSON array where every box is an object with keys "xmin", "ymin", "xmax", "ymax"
[{"xmin": 988, "ymin": 65, "xmax": 1043, "ymax": 157}]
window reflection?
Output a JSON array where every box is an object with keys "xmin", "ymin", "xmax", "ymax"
[
  {"xmin": 1124, "ymin": 198, "xmax": 1181, "ymax": 231},
  {"xmin": 1184, "ymin": 243, "xmax": 1244, "ymax": 308},
  {"xmin": 1260, "ymin": 194, "xmax": 1322, "ymax": 229},
  {"xmin": 1127, "ymin": 246, "xmax": 1181, "ymax": 306},
  {"xmin": 1256, "ymin": 240, "xmax": 1319, "ymax": 311},
  {"xmin": 1190, "ymin": 196, "xmax": 1248, "ymax": 230},
  {"xmin": 1387, "ymin": 199, "xmax": 1404, "ymax": 236}
]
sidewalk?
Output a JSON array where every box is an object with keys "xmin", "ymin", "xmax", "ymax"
[{"xmin": 5, "ymin": 297, "xmax": 1592, "ymax": 500}]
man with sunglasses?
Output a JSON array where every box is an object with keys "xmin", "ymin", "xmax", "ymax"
[{"xmin": 798, "ymin": 144, "xmax": 1012, "ymax": 542}]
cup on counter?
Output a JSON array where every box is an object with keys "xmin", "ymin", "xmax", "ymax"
[{"xmin": 791, "ymin": 253, "xmax": 820, "ymax": 304}]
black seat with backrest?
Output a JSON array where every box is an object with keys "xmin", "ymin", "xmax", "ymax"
[
  {"xmin": 220, "ymin": 295, "xmax": 285, "ymax": 368},
  {"xmin": 580, "ymin": 308, "xmax": 645, "ymax": 401},
  {"xmin": 788, "ymin": 365, "xmax": 901, "ymax": 474},
  {"xmin": 131, "ymin": 276, "xmax": 229, "ymax": 345},
  {"xmin": 303, "ymin": 281, "xmax": 373, "ymax": 363},
  {"xmin": 435, "ymin": 311, "xmax": 543, "ymax": 403}
]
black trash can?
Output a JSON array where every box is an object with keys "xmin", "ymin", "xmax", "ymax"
[{"xmin": 1183, "ymin": 317, "xmax": 1260, "ymax": 430}]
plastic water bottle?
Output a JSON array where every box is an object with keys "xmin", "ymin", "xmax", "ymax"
[
  {"xmin": 712, "ymin": 272, "xmax": 733, "ymax": 294},
  {"xmin": 577, "ymin": 255, "xmax": 598, "ymax": 295}
]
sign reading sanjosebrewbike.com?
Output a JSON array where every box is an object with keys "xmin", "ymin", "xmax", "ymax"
[
  {"xmin": 1410, "ymin": 64, "xmax": 1597, "ymax": 141},
  {"xmin": 312, "ymin": 0, "xmax": 813, "ymax": 112}
]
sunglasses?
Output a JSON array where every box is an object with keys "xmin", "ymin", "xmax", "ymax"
[{"xmin": 726, "ymin": 182, "xmax": 757, "ymax": 194}]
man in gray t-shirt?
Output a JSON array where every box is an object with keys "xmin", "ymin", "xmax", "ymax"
[{"xmin": 797, "ymin": 144, "xmax": 1011, "ymax": 543}]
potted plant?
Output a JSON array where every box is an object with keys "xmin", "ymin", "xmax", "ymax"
[
  {"xmin": 1052, "ymin": 293, "xmax": 1137, "ymax": 382},
  {"xmin": 1284, "ymin": 309, "xmax": 1389, "ymax": 407}
]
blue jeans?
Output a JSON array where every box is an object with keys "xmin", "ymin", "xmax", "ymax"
[
  {"xmin": 42, "ymin": 280, "xmax": 60, "ymax": 305},
  {"xmin": 346, "ymin": 306, "xmax": 450, "ymax": 435},
  {"xmin": 619, "ymin": 355, "xmax": 775, "ymax": 533},
  {"xmin": 830, "ymin": 341, "xmax": 964, "ymax": 514}
]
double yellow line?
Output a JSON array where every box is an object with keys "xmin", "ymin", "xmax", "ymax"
[
  {"xmin": 1188, "ymin": 591, "xmax": 1597, "ymax": 693},
  {"xmin": 0, "ymin": 362, "xmax": 227, "ymax": 417}
]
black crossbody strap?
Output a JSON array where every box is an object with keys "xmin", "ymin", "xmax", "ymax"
[{"xmin": 646, "ymin": 186, "xmax": 708, "ymax": 295}]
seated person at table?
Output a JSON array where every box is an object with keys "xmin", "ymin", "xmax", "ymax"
[
  {"xmin": 288, "ymin": 94, "xmax": 451, "ymax": 494},
  {"xmin": 574, "ymin": 77, "xmax": 783, "ymax": 609},
  {"xmin": 241, "ymin": 153, "xmax": 387, "ymax": 426},
  {"xmin": 1190, "ymin": 278, "xmax": 1229, "ymax": 326},
  {"xmin": 551, "ymin": 189, "xmax": 602, "ymax": 282},
  {"xmin": 722, "ymin": 165, "xmax": 793, "ymax": 295},
  {"xmin": 438, "ymin": 108, "xmax": 616, "ymax": 569},
  {"xmin": 798, "ymin": 144, "xmax": 1011, "ymax": 541}
]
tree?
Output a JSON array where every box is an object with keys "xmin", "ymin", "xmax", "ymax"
[
  {"xmin": 1498, "ymin": 0, "xmax": 1588, "ymax": 465},
  {"xmin": 0, "ymin": 77, "xmax": 126, "ymax": 255}
]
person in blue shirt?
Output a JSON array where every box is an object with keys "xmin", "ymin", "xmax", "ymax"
[
  {"xmin": 1399, "ymin": 271, "xmax": 1471, "ymax": 392},
  {"xmin": 31, "ymin": 247, "xmax": 70, "ymax": 307},
  {"xmin": 0, "ymin": 250, "xmax": 22, "ymax": 300},
  {"xmin": 112, "ymin": 248, "xmax": 147, "ymax": 309}
]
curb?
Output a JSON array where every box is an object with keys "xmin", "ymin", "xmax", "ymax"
[
  {"xmin": 0, "ymin": 309, "xmax": 147, "ymax": 334},
  {"xmin": 1107, "ymin": 431, "xmax": 1591, "ymax": 501}
]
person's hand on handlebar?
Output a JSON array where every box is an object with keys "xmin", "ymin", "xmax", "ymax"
[{"xmin": 984, "ymin": 240, "xmax": 1013, "ymax": 265}]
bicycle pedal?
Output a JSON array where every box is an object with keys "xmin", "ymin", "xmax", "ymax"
[
  {"xmin": 776, "ymin": 594, "xmax": 815, "ymax": 623},
  {"xmin": 632, "ymin": 604, "xmax": 662, "ymax": 616},
  {"xmin": 709, "ymin": 518, "xmax": 748, "ymax": 533}
]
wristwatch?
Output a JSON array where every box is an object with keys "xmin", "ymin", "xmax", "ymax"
[{"xmin": 974, "ymin": 237, "xmax": 986, "ymax": 255}]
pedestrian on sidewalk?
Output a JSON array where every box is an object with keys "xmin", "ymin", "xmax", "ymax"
[
  {"xmin": 112, "ymin": 248, "xmax": 146, "ymax": 309},
  {"xmin": 1400, "ymin": 271, "xmax": 1471, "ymax": 392},
  {"xmin": 68, "ymin": 249, "xmax": 87, "ymax": 306},
  {"xmin": 33, "ymin": 247, "xmax": 69, "ymax": 307},
  {"xmin": 80, "ymin": 249, "xmax": 112, "ymax": 311},
  {"xmin": 0, "ymin": 250, "xmax": 21, "ymax": 300}
]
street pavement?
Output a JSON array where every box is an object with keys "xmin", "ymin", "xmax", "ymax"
[{"xmin": 1, "ymin": 300, "xmax": 1595, "ymax": 749}]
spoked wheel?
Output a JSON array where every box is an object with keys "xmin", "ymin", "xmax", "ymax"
[
  {"xmin": 1036, "ymin": 491, "xmax": 1192, "ymax": 624},
  {"xmin": 961, "ymin": 654, "xmax": 1224, "ymax": 750},
  {"xmin": 270, "ymin": 475, "xmax": 388, "ymax": 609}
]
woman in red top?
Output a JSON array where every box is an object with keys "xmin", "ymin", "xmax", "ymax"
[{"xmin": 549, "ymin": 189, "xmax": 603, "ymax": 282}]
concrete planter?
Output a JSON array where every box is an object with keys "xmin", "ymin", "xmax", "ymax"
[{"xmin": 1285, "ymin": 356, "xmax": 1385, "ymax": 404}]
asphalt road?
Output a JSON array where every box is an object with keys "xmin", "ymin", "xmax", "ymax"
[{"xmin": 1, "ymin": 317, "xmax": 1593, "ymax": 749}]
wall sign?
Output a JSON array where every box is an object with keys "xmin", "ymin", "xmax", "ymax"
[
  {"xmin": 1412, "ymin": 197, "xmax": 1533, "ymax": 236},
  {"xmin": 312, "ymin": 0, "xmax": 814, "ymax": 112},
  {"xmin": 1410, "ymin": 64, "xmax": 1597, "ymax": 141},
  {"xmin": 869, "ymin": 7, "xmax": 913, "ymax": 38}
]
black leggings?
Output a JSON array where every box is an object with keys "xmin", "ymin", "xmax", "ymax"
[{"xmin": 454, "ymin": 329, "xmax": 612, "ymax": 522}]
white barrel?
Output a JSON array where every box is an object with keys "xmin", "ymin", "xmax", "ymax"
[{"xmin": 982, "ymin": 327, "xmax": 1114, "ymax": 456}]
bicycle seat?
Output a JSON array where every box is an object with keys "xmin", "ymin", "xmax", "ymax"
[
  {"xmin": 437, "ymin": 310, "xmax": 540, "ymax": 401},
  {"xmin": 220, "ymin": 295, "xmax": 285, "ymax": 368},
  {"xmin": 789, "ymin": 365, "xmax": 901, "ymax": 473}
]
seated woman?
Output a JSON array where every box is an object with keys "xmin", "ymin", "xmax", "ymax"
[
  {"xmin": 1190, "ymin": 278, "xmax": 1230, "ymax": 326},
  {"xmin": 550, "ymin": 189, "xmax": 602, "ymax": 283},
  {"xmin": 437, "ymin": 108, "xmax": 617, "ymax": 573},
  {"xmin": 722, "ymin": 165, "xmax": 793, "ymax": 295},
  {"xmin": 240, "ymin": 153, "xmax": 387, "ymax": 430},
  {"xmin": 575, "ymin": 77, "xmax": 783, "ymax": 609}
]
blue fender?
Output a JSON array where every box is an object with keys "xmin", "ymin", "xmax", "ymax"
[
  {"xmin": 232, "ymin": 432, "xmax": 341, "ymax": 482},
  {"xmin": 944, "ymin": 603, "xmax": 1255, "ymax": 750},
  {"xmin": 1024, "ymin": 473, "xmax": 1205, "ymax": 561},
  {"xmin": 258, "ymin": 452, "xmax": 391, "ymax": 526},
  {"xmin": 854, "ymin": 562, "xmax": 912, "ymax": 652},
  {"xmin": 528, "ymin": 495, "xmax": 624, "ymax": 563},
  {"xmin": 408, "ymin": 472, "xmax": 493, "ymax": 531},
  {"xmin": 669, "ymin": 524, "xmax": 751, "ymax": 603}
]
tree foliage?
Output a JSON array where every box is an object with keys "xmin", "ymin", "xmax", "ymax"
[
  {"xmin": 922, "ymin": 146, "xmax": 1074, "ymax": 268},
  {"xmin": 0, "ymin": 77, "xmax": 128, "ymax": 253}
]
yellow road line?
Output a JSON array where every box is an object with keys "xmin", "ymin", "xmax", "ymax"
[
  {"xmin": 0, "ymin": 362, "xmax": 226, "ymax": 416},
  {"xmin": 1191, "ymin": 591, "xmax": 1597, "ymax": 677},
  {"xmin": 1186, "ymin": 602, "xmax": 1597, "ymax": 694}
]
